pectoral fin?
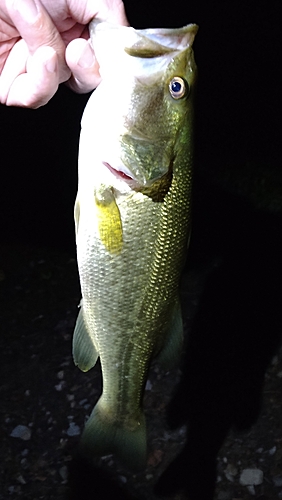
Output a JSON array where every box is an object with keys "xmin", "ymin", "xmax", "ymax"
[
  {"xmin": 95, "ymin": 186, "xmax": 123, "ymax": 254},
  {"xmin": 73, "ymin": 305, "xmax": 99, "ymax": 372},
  {"xmin": 74, "ymin": 196, "xmax": 80, "ymax": 237}
]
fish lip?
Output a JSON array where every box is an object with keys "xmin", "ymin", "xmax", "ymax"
[{"xmin": 102, "ymin": 161, "xmax": 139, "ymax": 187}]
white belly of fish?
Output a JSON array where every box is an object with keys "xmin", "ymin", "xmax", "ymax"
[{"xmin": 76, "ymin": 188, "xmax": 161, "ymax": 349}]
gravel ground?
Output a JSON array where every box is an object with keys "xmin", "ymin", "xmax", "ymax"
[{"xmin": 1, "ymin": 184, "xmax": 281, "ymax": 500}]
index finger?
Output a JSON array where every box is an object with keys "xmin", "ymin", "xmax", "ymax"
[
  {"xmin": 61, "ymin": 0, "xmax": 129, "ymax": 26},
  {"xmin": 65, "ymin": 0, "xmax": 129, "ymax": 93},
  {"xmin": 6, "ymin": 0, "xmax": 70, "ymax": 83}
]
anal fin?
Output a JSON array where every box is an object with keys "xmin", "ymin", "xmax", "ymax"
[{"xmin": 73, "ymin": 305, "xmax": 98, "ymax": 372}]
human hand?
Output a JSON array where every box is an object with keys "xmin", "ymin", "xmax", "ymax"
[{"xmin": 0, "ymin": 0, "xmax": 128, "ymax": 108}]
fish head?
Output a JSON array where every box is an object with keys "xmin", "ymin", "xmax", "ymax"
[{"xmin": 84, "ymin": 21, "xmax": 198, "ymax": 189}]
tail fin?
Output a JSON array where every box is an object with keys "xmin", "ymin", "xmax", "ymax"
[{"xmin": 79, "ymin": 399, "xmax": 147, "ymax": 471}]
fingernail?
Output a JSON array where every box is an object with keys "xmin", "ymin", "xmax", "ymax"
[
  {"xmin": 45, "ymin": 56, "xmax": 57, "ymax": 74},
  {"xmin": 13, "ymin": 0, "xmax": 39, "ymax": 23},
  {"xmin": 77, "ymin": 42, "xmax": 95, "ymax": 69}
]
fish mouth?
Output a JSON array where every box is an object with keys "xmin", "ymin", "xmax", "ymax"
[{"xmin": 102, "ymin": 161, "xmax": 139, "ymax": 187}]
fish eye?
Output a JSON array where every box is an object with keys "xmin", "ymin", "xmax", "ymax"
[{"xmin": 169, "ymin": 77, "xmax": 188, "ymax": 100}]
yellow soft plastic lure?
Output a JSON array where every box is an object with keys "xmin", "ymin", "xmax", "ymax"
[{"xmin": 95, "ymin": 185, "xmax": 123, "ymax": 254}]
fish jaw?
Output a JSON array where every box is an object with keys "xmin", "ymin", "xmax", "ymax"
[
  {"xmin": 79, "ymin": 23, "xmax": 197, "ymax": 188},
  {"xmin": 79, "ymin": 88, "xmax": 170, "ymax": 191}
]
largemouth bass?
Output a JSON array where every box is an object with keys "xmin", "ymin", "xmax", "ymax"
[{"xmin": 73, "ymin": 20, "xmax": 198, "ymax": 470}]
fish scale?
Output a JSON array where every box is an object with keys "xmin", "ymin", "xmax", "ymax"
[{"xmin": 73, "ymin": 20, "xmax": 198, "ymax": 470}]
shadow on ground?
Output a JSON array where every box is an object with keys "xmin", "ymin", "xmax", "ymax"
[{"xmin": 155, "ymin": 179, "xmax": 282, "ymax": 499}]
